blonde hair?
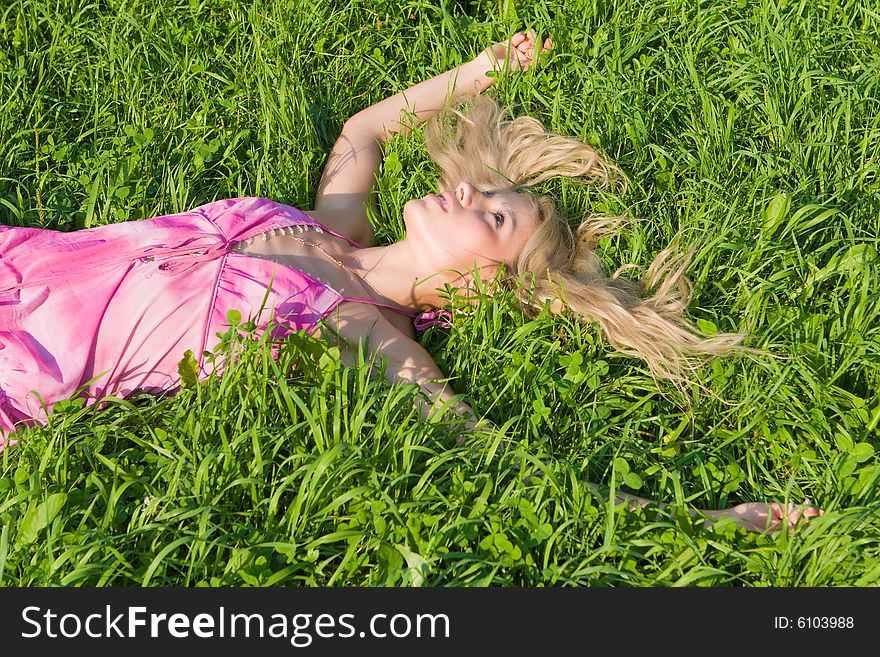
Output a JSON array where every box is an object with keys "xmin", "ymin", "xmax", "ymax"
[{"xmin": 424, "ymin": 94, "xmax": 765, "ymax": 393}]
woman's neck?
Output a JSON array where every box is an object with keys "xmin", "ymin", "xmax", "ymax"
[{"xmin": 338, "ymin": 241, "xmax": 458, "ymax": 313}]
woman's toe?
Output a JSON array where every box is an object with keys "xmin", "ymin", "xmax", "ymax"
[{"xmin": 786, "ymin": 501, "xmax": 824, "ymax": 528}]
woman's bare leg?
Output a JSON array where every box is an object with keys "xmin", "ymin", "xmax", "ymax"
[{"xmin": 585, "ymin": 483, "xmax": 824, "ymax": 533}]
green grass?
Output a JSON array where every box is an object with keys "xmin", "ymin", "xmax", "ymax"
[{"xmin": 1, "ymin": 0, "xmax": 879, "ymax": 586}]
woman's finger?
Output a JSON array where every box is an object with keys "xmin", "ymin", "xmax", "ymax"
[
  {"xmin": 801, "ymin": 499, "xmax": 822, "ymax": 518},
  {"xmin": 785, "ymin": 500, "xmax": 824, "ymax": 529},
  {"xmin": 529, "ymin": 35, "xmax": 550, "ymax": 60},
  {"xmin": 494, "ymin": 31, "xmax": 551, "ymax": 72}
]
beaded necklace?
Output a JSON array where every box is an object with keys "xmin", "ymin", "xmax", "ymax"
[{"xmin": 231, "ymin": 223, "xmax": 415, "ymax": 312}]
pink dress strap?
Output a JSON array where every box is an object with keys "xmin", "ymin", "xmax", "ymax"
[{"xmin": 197, "ymin": 197, "xmax": 364, "ymax": 248}]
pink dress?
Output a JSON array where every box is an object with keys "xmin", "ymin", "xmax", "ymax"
[{"xmin": 0, "ymin": 196, "xmax": 451, "ymax": 450}]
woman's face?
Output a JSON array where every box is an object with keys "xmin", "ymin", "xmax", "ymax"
[{"xmin": 403, "ymin": 181, "xmax": 539, "ymax": 282}]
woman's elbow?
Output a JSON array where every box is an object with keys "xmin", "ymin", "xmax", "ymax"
[{"xmin": 342, "ymin": 112, "xmax": 379, "ymax": 141}]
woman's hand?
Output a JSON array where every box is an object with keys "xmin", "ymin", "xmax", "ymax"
[{"xmin": 473, "ymin": 31, "xmax": 553, "ymax": 75}]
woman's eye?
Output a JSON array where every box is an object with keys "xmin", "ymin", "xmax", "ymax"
[{"xmin": 493, "ymin": 211, "xmax": 505, "ymax": 229}]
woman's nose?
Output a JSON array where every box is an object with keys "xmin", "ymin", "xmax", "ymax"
[{"xmin": 456, "ymin": 181, "xmax": 476, "ymax": 206}]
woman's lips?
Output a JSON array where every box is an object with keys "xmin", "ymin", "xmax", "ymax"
[{"xmin": 428, "ymin": 194, "xmax": 447, "ymax": 211}]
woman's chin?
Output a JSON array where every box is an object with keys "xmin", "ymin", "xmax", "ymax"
[{"xmin": 401, "ymin": 200, "xmax": 424, "ymax": 227}]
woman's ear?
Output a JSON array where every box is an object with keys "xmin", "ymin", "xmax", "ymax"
[{"xmin": 548, "ymin": 297, "xmax": 565, "ymax": 313}]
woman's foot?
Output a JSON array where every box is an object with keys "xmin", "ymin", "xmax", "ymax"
[{"xmin": 708, "ymin": 500, "xmax": 825, "ymax": 533}]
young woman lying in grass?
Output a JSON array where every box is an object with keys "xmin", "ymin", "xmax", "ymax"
[{"xmin": 0, "ymin": 32, "xmax": 822, "ymax": 533}]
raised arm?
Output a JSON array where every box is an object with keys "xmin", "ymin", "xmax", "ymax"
[{"xmin": 312, "ymin": 32, "xmax": 552, "ymax": 246}]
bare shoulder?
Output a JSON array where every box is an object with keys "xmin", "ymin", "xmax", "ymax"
[
  {"xmin": 316, "ymin": 299, "xmax": 416, "ymax": 355},
  {"xmin": 301, "ymin": 208, "xmax": 376, "ymax": 249},
  {"xmin": 330, "ymin": 293, "xmax": 416, "ymax": 343}
]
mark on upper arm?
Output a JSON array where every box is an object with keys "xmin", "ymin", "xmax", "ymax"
[{"xmin": 315, "ymin": 134, "xmax": 358, "ymax": 202}]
